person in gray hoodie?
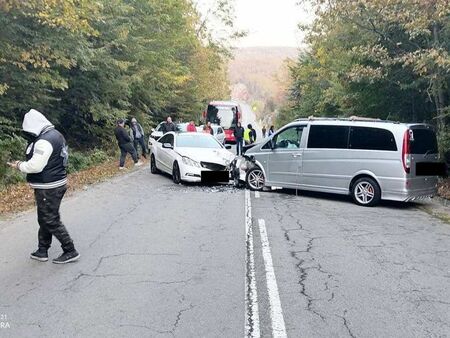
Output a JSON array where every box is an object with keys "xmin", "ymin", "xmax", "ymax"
[{"xmin": 8, "ymin": 109, "xmax": 80, "ymax": 264}]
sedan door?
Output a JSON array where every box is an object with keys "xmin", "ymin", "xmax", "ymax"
[
  {"xmin": 158, "ymin": 134, "xmax": 175, "ymax": 173},
  {"xmin": 267, "ymin": 125, "xmax": 306, "ymax": 187}
]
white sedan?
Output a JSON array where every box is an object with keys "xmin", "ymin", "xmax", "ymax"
[{"xmin": 149, "ymin": 132, "xmax": 235, "ymax": 184}]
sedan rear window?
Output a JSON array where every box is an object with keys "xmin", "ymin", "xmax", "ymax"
[
  {"xmin": 176, "ymin": 135, "xmax": 222, "ymax": 149},
  {"xmin": 410, "ymin": 129, "xmax": 438, "ymax": 154}
]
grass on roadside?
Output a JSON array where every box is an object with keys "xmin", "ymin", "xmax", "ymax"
[{"xmin": 0, "ymin": 157, "xmax": 148, "ymax": 216}]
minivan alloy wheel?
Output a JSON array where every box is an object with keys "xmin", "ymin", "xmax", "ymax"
[
  {"xmin": 355, "ymin": 182, "xmax": 375, "ymax": 204},
  {"xmin": 246, "ymin": 167, "xmax": 265, "ymax": 191},
  {"xmin": 351, "ymin": 177, "xmax": 381, "ymax": 207}
]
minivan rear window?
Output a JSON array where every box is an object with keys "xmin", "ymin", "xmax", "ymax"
[
  {"xmin": 349, "ymin": 127, "xmax": 397, "ymax": 151},
  {"xmin": 307, "ymin": 125, "xmax": 349, "ymax": 149},
  {"xmin": 410, "ymin": 129, "xmax": 438, "ymax": 154}
]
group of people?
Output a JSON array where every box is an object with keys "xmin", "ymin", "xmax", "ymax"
[
  {"xmin": 234, "ymin": 123, "xmax": 257, "ymax": 155},
  {"xmin": 114, "ymin": 118, "xmax": 147, "ymax": 170},
  {"xmin": 262, "ymin": 125, "xmax": 275, "ymax": 138}
]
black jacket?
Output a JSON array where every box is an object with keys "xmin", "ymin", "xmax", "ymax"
[
  {"xmin": 115, "ymin": 126, "xmax": 131, "ymax": 145},
  {"xmin": 251, "ymin": 129, "xmax": 257, "ymax": 142},
  {"xmin": 162, "ymin": 122, "xmax": 176, "ymax": 133},
  {"xmin": 26, "ymin": 128, "xmax": 67, "ymax": 186},
  {"xmin": 234, "ymin": 126, "xmax": 244, "ymax": 139}
]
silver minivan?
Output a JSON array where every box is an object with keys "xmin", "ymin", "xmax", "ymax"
[{"xmin": 233, "ymin": 117, "xmax": 445, "ymax": 206}]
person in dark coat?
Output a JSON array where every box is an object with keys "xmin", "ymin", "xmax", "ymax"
[
  {"xmin": 130, "ymin": 117, "xmax": 147, "ymax": 159},
  {"xmin": 8, "ymin": 109, "xmax": 80, "ymax": 264},
  {"xmin": 249, "ymin": 124, "xmax": 257, "ymax": 144},
  {"xmin": 114, "ymin": 119, "xmax": 141, "ymax": 169},
  {"xmin": 162, "ymin": 117, "xmax": 176, "ymax": 134},
  {"xmin": 234, "ymin": 122, "xmax": 245, "ymax": 155}
]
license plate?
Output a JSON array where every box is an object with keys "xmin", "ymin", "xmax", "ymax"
[
  {"xmin": 201, "ymin": 171, "xmax": 229, "ymax": 183},
  {"xmin": 416, "ymin": 162, "xmax": 447, "ymax": 176}
]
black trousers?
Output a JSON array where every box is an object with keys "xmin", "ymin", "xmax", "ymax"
[
  {"xmin": 119, "ymin": 143, "xmax": 138, "ymax": 167},
  {"xmin": 133, "ymin": 137, "xmax": 147, "ymax": 158},
  {"xmin": 35, "ymin": 185, "xmax": 75, "ymax": 252}
]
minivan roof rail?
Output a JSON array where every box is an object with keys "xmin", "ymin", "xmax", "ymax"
[{"xmin": 294, "ymin": 116, "xmax": 400, "ymax": 123}]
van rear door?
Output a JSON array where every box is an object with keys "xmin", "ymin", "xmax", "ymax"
[{"xmin": 406, "ymin": 125, "xmax": 443, "ymax": 191}]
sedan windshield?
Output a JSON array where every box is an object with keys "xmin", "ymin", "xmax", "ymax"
[{"xmin": 176, "ymin": 135, "xmax": 222, "ymax": 149}]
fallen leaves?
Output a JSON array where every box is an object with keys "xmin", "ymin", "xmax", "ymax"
[
  {"xmin": 438, "ymin": 178, "xmax": 450, "ymax": 200},
  {"xmin": 0, "ymin": 158, "xmax": 148, "ymax": 216}
]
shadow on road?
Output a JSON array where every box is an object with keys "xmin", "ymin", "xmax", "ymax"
[{"xmin": 264, "ymin": 187, "xmax": 419, "ymax": 210}]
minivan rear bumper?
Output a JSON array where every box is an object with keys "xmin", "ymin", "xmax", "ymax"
[{"xmin": 383, "ymin": 181, "xmax": 438, "ymax": 202}]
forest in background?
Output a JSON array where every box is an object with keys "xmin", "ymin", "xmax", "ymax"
[
  {"xmin": 228, "ymin": 47, "xmax": 297, "ymax": 126},
  {"xmin": 277, "ymin": 0, "xmax": 449, "ymax": 159},
  {"xmin": 0, "ymin": 0, "xmax": 240, "ymax": 187}
]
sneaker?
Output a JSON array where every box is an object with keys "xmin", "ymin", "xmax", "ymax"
[
  {"xmin": 135, "ymin": 161, "xmax": 143, "ymax": 167},
  {"xmin": 52, "ymin": 250, "xmax": 80, "ymax": 264},
  {"xmin": 30, "ymin": 249, "xmax": 48, "ymax": 262}
]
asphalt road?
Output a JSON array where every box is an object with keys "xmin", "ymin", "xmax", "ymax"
[
  {"xmin": 0, "ymin": 166, "xmax": 449, "ymax": 338},
  {"xmin": 1, "ymin": 107, "xmax": 449, "ymax": 337}
]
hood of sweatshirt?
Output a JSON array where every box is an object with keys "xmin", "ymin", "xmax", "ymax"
[{"xmin": 22, "ymin": 109, "xmax": 54, "ymax": 136}]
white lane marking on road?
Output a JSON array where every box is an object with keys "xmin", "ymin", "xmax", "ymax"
[
  {"xmin": 258, "ymin": 219, "xmax": 287, "ymax": 338},
  {"xmin": 255, "ymin": 191, "xmax": 260, "ymax": 199},
  {"xmin": 245, "ymin": 190, "xmax": 260, "ymax": 338}
]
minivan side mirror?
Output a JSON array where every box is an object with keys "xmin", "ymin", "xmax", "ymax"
[{"xmin": 162, "ymin": 143, "xmax": 173, "ymax": 149}]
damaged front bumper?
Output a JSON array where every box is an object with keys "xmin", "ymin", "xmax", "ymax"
[{"xmin": 230, "ymin": 155, "xmax": 257, "ymax": 186}]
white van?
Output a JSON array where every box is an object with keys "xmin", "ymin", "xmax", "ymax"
[{"xmin": 233, "ymin": 117, "xmax": 445, "ymax": 206}]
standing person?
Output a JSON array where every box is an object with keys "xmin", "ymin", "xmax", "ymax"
[
  {"xmin": 7, "ymin": 109, "xmax": 80, "ymax": 264},
  {"xmin": 114, "ymin": 119, "xmax": 142, "ymax": 169},
  {"xmin": 203, "ymin": 121, "xmax": 214, "ymax": 135},
  {"xmin": 162, "ymin": 117, "xmax": 176, "ymax": 134},
  {"xmin": 244, "ymin": 124, "xmax": 252, "ymax": 145},
  {"xmin": 234, "ymin": 122, "xmax": 245, "ymax": 155},
  {"xmin": 268, "ymin": 125, "xmax": 275, "ymax": 137},
  {"xmin": 250, "ymin": 125, "xmax": 257, "ymax": 144},
  {"xmin": 130, "ymin": 117, "xmax": 147, "ymax": 159},
  {"xmin": 187, "ymin": 120, "xmax": 197, "ymax": 132},
  {"xmin": 262, "ymin": 126, "xmax": 267, "ymax": 138}
]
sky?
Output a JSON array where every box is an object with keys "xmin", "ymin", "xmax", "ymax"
[{"xmin": 196, "ymin": 0, "xmax": 314, "ymax": 48}]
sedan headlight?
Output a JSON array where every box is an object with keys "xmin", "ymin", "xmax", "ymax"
[{"xmin": 182, "ymin": 156, "xmax": 201, "ymax": 168}]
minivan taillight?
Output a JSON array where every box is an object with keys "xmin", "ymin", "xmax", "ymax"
[{"xmin": 402, "ymin": 129, "xmax": 411, "ymax": 174}]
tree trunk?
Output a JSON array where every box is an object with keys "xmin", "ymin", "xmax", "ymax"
[{"xmin": 432, "ymin": 23, "xmax": 446, "ymax": 134}]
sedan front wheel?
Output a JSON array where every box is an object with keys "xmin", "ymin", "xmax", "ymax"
[{"xmin": 172, "ymin": 161, "xmax": 182, "ymax": 184}]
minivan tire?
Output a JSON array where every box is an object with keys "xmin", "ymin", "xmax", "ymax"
[
  {"xmin": 351, "ymin": 177, "xmax": 381, "ymax": 207},
  {"xmin": 246, "ymin": 167, "xmax": 265, "ymax": 191}
]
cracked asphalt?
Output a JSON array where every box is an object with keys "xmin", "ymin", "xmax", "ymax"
[
  {"xmin": 0, "ymin": 169, "xmax": 244, "ymax": 337},
  {"xmin": 250, "ymin": 189, "xmax": 450, "ymax": 338},
  {"xmin": 1, "ymin": 154, "xmax": 450, "ymax": 336}
]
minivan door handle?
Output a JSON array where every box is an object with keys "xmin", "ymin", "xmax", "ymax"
[{"xmin": 292, "ymin": 153, "xmax": 302, "ymax": 158}]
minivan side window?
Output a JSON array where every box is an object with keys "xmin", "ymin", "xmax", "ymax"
[
  {"xmin": 349, "ymin": 127, "xmax": 397, "ymax": 151},
  {"xmin": 273, "ymin": 126, "xmax": 304, "ymax": 149},
  {"xmin": 307, "ymin": 125, "xmax": 349, "ymax": 149}
]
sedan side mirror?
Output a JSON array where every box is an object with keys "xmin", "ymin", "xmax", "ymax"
[
  {"xmin": 162, "ymin": 143, "xmax": 173, "ymax": 149},
  {"xmin": 151, "ymin": 128, "xmax": 155, "ymax": 132}
]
